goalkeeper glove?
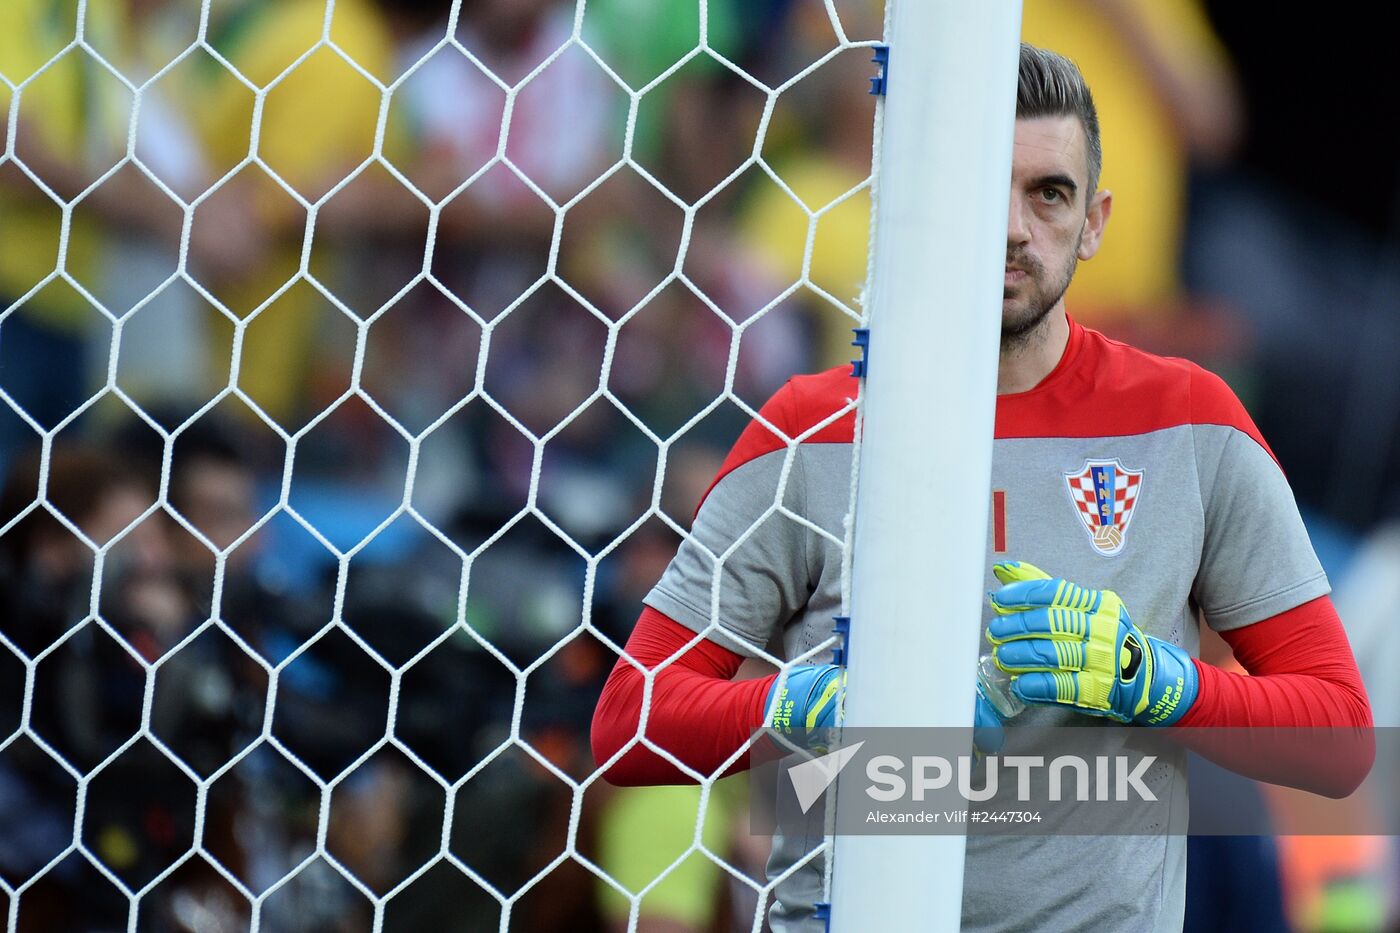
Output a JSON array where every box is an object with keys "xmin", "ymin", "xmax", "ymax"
[
  {"xmin": 766, "ymin": 665, "xmax": 844, "ymax": 738},
  {"xmin": 765, "ymin": 665, "xmax": 1007, "ymax": 754},
  {"xmin": 986, "ymin": 561, "xmax": 1198, "ymax": 725}
]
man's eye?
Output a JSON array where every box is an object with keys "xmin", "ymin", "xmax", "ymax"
[{"xmin": 1038, "ymin": 188, "xmax": 1062, "ymax": 203}]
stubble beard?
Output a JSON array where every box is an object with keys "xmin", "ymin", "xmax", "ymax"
[{"xmin": 1001, "ymin": 246, "xmax": 1078, "ymax": 353}]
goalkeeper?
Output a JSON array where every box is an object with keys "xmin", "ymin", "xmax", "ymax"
[{"xmin": 591, "ymin": 43, "xmax": 1371, "ymax": 932}]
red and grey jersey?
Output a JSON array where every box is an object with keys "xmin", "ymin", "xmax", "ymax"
[{"xmin": 644, "ymin": 318, "xmax": 1328, "ymax": 932}]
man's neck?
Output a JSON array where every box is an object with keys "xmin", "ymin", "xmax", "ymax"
[{"xmin": 997, "ymin": 307, "xmax": 1071, "ymax": 394}]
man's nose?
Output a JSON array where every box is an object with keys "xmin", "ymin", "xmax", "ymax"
[{"xmin": 1007, "ymin": 195, "xmax": 1031, "ymax": 247}]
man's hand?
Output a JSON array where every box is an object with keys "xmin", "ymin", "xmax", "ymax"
[
  {"xmin": 987, "ymin": 561, "xmax": 1198, "ymax": 725},
  {"xmin": 766, "ymin": 665, "xmax": 844, "ymax": 737},
  {"xmin": 766, "ymin": 665, "xmax": 1005, "ymax": 754}
]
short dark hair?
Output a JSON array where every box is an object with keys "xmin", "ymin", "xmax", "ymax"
[{"xmin": 1016, "ymin": 43, "xmax": 1102, "ymax": 194}]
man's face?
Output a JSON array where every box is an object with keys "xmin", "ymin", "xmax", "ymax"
[{"xmin": 1003, "ymin": 116, "xmax": 1110, "ymax": 344}]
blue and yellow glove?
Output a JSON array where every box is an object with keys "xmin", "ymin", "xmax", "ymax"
[
  {"xmin": 766, "ymin": 665, "xmax": 1006, "ymax": 753},
  {"xmin": 986, "ymin": 561, "xmax": 1198, "ymax": 725},
  {"xmin": 766, "ymin": 665, "xmax": 845, "ymax": 738}
]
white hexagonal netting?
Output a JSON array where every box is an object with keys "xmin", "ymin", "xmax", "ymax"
[{"xmin": 0, "ymin": 1, "xmax": 883, "ymax": 930}]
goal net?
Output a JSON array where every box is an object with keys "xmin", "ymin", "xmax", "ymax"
[{"xmin": 0, "ymin": 0, "xmax": 885, "ymax": 929}]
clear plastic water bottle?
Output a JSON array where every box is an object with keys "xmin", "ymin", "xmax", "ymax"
[{"xmin": 977, "ymin": 654, "xmax": 1026, "ymax": 719}]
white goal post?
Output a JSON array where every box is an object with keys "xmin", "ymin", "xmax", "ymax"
[{"xmin": 833, "ymin": 2, "xmax": 1021, "ymax": 931}]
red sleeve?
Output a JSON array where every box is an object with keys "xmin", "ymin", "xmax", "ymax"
[
  {"xmin": 1175, "ymin": 595, "xmax": 1373, "ymax": 798},
  {"xmin": 590, "ymin": 607, "xmax": 776, "ymax": 786},
  {"xmin": 1178, "ymin": 595, "xmax": 1371, "ymax": 729}
]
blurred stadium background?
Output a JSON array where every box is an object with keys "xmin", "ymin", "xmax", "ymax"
[{"xmin": 0, "ymin": 0, "xmax": 1396, "ymax": 930}]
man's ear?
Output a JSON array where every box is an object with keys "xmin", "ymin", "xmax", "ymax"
[{"xmin": 1077, "ymin": 189, "xmax": 1112, "ymax": 261}]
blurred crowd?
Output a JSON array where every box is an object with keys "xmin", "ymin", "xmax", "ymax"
[{"xmin": 0, "ymin": 0, "xmax": 1396, "ymax": 931}]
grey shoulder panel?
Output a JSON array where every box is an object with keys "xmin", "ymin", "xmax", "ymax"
[
  {"xmin": 644, "ymin": 447, "xmax": 811, "ymax": 657},
  {"xmin": 1192, "ymin": 423, "xmax": 1329, "ymax": 630}
]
